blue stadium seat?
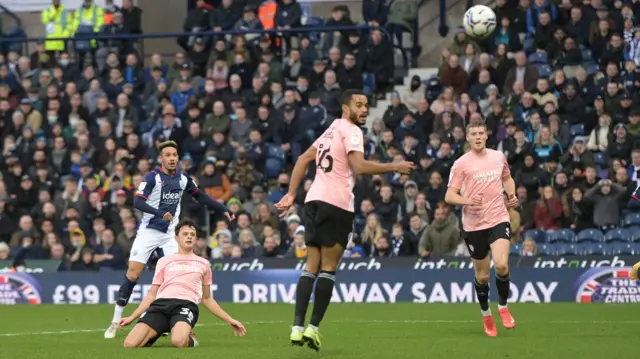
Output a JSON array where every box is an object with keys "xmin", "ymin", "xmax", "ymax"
[
  {"xmin": 602, "ymin": 242, "xmax": 631, "ymax": 255},
  {"xmin": 546, "ymin": 228, "xmax": 576, "ymax": 243},
  {"xmin": 537, "ymin": 64, "xmax": 552, "ymax": 77},
  {"xmin": 570, "ymin": 124, "xmax": 585, "ymax": 137},
  {"xmin": 555, "ymin": 243, "xmax": 578, "ymax": 255},
  {"xmin": 579, "ymin": 243, "xmax": 604, "ymax": 255},
  {"xmin": 537, "ymin": 243, "xmax": 556, "ymax": 255},
  {"xmin": 306, "ymin": 16, "xmax": 325, "ymax": 45},
  {"xmin": 510, "ymin": 243, "xmax": 521, "ymax": 256},
  {"xmin": 630, "ymin": 243, "xmax": 640, "ymax": 255},
  {"xmin": 581, "ymin": 48, "xmax": 593, "ymax": 62},
  {"xmin": 623, "ymin": 213, "xmax": 640, "ymax": 228},
  {"xmin": 528, "ymin": 52, "xmax": 548, "ymax": 64},
  {"xmin": 523, "ymin": 38, "xmax": 534, "ymax": 53},
  {"xmin": 524, "ymin": 229, "xmax": 547, "ymax": 243},
  {"xmin": 266, "ymin": 144, "xmax": 286, "ymax": 179},
  {"xmin": 628, "ymin": 226, "xmax": 640, "ymax": 242},
  {"xmin": 593, "ymin": 152, "xmax": 606, "ymax": 166},
  {"xmin": 586, "ymin": 63, "xmax": 599, "ymax": 76},
  {"xmin": 604, "ymin": 228, "xmax": 632, "ymax": 243},
  {"xmin": 576, "ymin": 229, "xmax": 605, "ymax": 242},
  {"xmin": 362, "ymin": 72, "xmax": 376, "ymax": 98}
]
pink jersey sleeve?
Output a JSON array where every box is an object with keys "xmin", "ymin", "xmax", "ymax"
[
  {"xmin": 342, "ymin": 124, "xmax": 364, "ymax": 154},
  {"xmin": 501, "ymin": 153, "xmax": 511, "ymax": 178},
  {"xmin": 448, "ymin": 160, "xmax": 465, "ymax": 189},
  {"xmin": 202, "ymin": 262, "xmax": 213, "ymax": 286},
  {"xmin": 152, "ymin": 257, "xmax": 167, "ymax": 286}
]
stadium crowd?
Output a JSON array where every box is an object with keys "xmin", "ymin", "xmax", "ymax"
[{"xmin": 0, "ymin": 0, "xmax": 638, "ymax": 271}]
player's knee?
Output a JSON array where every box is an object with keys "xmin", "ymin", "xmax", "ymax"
[
  {"xmin": 494, "ymin": 263, "xmax": 509, "ymax": 276},
  {"xmin": 123, "ymin": 337, "xmax": 141, "ymax": 348},
  {"xmin": 171, "ymin": 336, "xmax": 190, "ymax": 348},
  {"xmin": 475, "ymin": 272, "xmax": 490, "ymax": 285},
  {"xmin": 126, "ymin": 267, "xmax": 143, "ymax": 281}
]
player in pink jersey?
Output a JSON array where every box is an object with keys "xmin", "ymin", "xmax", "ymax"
[
  {"xmin": 275, "ymin": 89, "xmax": 414, "ymax": 351},
  {"xmin": 445, "ymin": 122, "xmax": 519, "ymax": 337},
  {"xmin": 118, "ymin": 219, "xmax": 246, "ymax": 348}
]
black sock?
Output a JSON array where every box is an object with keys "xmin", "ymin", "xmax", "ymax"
[
  {"xmin": 188, "ymin": 336, "xmax": 195, "ymax": 347},
  {"xmin": 309, "ymin": 271, "xmax": 336, "ymax": 327},
  {"xmin": 495, "ymin": 272, "xmax": 510, "ymax": 306},
  {"xmin": 293, "ymin": 271, "xmax": 316, "ymax": 327},
  {"xmin": 474, "ymin": 277, "xmax": 490, "ymax": 311},
  {"xmin": 116, "ymin": 276, "xmax": 137, "ymax": 307}
]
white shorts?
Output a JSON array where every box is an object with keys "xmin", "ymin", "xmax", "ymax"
[{"xmin": 129, "ymin": 227, "xmax": 178, "ymax": 264}]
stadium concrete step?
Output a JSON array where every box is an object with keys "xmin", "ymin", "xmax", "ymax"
[{"xmin": 368, "ymin": 67, "xmax": 438, "ymax": 127}]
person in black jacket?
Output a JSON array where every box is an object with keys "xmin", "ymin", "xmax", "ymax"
[
  {"xmin": 366, "ymin": 29, "xmax": 394, "ymax": 96},
  {"xmin": 362, "ymin": 0, "xmax": 388, "ymax": 26},
  {"xmin": 336, "ymin": 53, "xmax": 363, "ymax": 91},
  {"xmin": 178, "ymin": 0, "xmax": 214, "ymax": 51}
]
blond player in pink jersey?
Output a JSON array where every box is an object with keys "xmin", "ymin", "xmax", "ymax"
[
  {"xmin": 118, "ymin": 219, "xmax": 246, "ymax": 348},
  {"xmin": 445, "ymin": 122, "xmax": 519, "ymax": 337},
  {"xmin": 275, "ymin": 89, "xmax": 415, "ymax": 351}
]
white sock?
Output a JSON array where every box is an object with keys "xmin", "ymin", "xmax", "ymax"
[
  {"xmin": 112, "ymin": 304, "xmax": 125, "ymax": 323},
  {"xmin": 308, "ymin": 324, "xmax": 318, "ymax": 333},
  {"xmin": 293, "ymin": 326, "xmax": 304, "ymax": 332},
  {"xmin": 481, "ymin": 309, "xmax": 492, "ymax": 317},
  {"xmin": 498, "ymin": 304, "xmax": 508, "ymax": 310}
]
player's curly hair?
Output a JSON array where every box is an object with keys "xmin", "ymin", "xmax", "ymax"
[
  {"xmin": 158, "ymin": 140, "xmax": 178, "ymax": 153},
  {"xmin": 175, "ymin": 218, "xmax": 199, "ymax": 236}
]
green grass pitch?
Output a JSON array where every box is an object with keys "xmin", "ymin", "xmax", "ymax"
[{"xmin": 0, "ymin": 303, "xmax": 635, "ymax": 358}]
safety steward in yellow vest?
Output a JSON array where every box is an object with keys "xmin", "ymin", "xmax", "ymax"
[
  {"xmin": 72, "ymin": 0, "xmax": 105, "ymax": 48},
  {"xmin": 41, "ymin": 0, "xmax": 71, "ymax": 53}
]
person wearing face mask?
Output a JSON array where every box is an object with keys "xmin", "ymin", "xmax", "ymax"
[
  {"xmin": 41, "ymin": 0, "xmax": 71, "ymax": 56},
  {"xmin": 401, "ymin": 75, "xmax": 426, "ymax": 112},
  {"xmin": 268, "ymin": 173, "xmax": 291, "ymax": 203}
]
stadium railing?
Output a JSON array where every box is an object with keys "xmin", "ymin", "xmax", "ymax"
[{"xmin": 0, "ymin": 25, "xmax": 409, "ymax": 70}]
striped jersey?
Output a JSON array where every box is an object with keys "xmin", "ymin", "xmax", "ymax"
[{"xmin": 135, "ymin": 168, "xmax": 199, "ymax": 234}]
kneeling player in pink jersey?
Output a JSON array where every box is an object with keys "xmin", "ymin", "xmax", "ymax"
[
  {"xmin": 275, "ymin": 90, "xmax": 415, "ymax": 351},
  {"xmin": 118, "ymin": 219, "xmax": 246, "ymax": 348},
  {"xmin": 445, "ymin": 122, "xmax": 519, "ymax": 337}
]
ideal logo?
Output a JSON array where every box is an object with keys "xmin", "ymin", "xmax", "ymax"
[{"xmin": 162, "ymin": 192, "xmax": 181, "ymax": 200}]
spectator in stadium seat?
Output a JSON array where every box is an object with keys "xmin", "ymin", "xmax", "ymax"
[
  {"xmin": 521, "ymin": 238, "xmax": 537, "ymax": 255},
  {"xmin": 109, "ymin": 93, "xmax": 140, "ymax": 134},
  {"xmin": 600, "ymin": 34, "xmax": 625, "ymax": 70},
  {"xmin": 93, "ymin": 228, "xmax": 126, "ymax": 269},
  {"xmin": 504, "ymin": 52, "xmax": 539, "ymax": 94},
  {"xmin": 70, "ymin": 247, "xmax": 99, "ymax": 271},
  {"xmin": 515, "ymin": 154, "xmax": 549, "ymax": 197},
  {"xmin": 534, "ymin": 186, "xmax": 564, "ymax": 230},
  {"xmin": 527, "ymin": 0, "xmax": 558, "ymax": 34},
  {"xmin": 366, "ymin": 29, "xmax": 394, "ymax": 97},
  {"xmin": 460, "ymin": 44, "xmax": 479, "ymax": 74},
  {"xmin": 532, "ymin": 126, "xmax": 563, "ymax": 164},
  {"xmin": 440, "ymin": 55, "xmax": 469, "ymax": 95},
  {"xmin": 418, "ymin": 206, "xmax": 460, "ymax": 257},
  {"xmin": 587, "ymin": 113, "xmax": 611, "ymax": 152},
  {"xmin": 0, "ymin": 242, "xmax": 10, "ymax": 260},
  {"xmin": 198, "ymin": 160, "xmax": 233, "ymax": 203},
  {"xmin": 607, "ymin": 124, "xmax": 633, "ymax": 162},
  {"xmin": 363, "ymin": 0, "xmax": 388, "ymax": 26},
  {"xmin": 561, "ymin": 187, "xmax": 593, "ymax": 231},
  {"xmin": 400, "ymin": 76, "xmax": 425, "ymax": 113},
  {"xmin": 585, "ymin": 179, "xmax": 626, "ymax": 230},
  {"xmin": 337, "ymin": 53, "xmax": 363, "ymax": 91},
  {"xmin": 448, "ymin": 29, "xmax": 480, "ymax": 57},
  {"xmin": 491, "ymin": 17, "xmax": 522, "ymax": 54},
  {"xmin": 239, "ymin": 229, "xmax": 262, "ymax": 257},
  {"xmin": 275, "ymin": 0, "xmax": 302, "ymax": 49},
  {"xmin": 361, "ymin": 213, "xmax": 385, "ymax": 257}
]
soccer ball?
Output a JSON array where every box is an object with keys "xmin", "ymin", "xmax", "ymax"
[{"xmin": 463, "ymin": 5, "xmax": 497, "ymax": 38}]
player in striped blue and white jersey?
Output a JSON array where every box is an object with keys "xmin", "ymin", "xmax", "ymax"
[{"xmin": 104, "ymin": 140, "xmax": 235, "ymax": 339}]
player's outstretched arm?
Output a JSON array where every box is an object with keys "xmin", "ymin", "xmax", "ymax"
[
  {"xmin": 201, "ymin": 285, "xmax": 246, "ymax": 336},
  {"xmin": 347, "ymin": 151, "xmax": 414, "ymax": 175},
  {"xmin": 119, "ymin": 285, "xmax": 159, "ymax": 327},
  {"xmin": 191, "ymin": 190, "xmax": 235, "ymax": 220}
]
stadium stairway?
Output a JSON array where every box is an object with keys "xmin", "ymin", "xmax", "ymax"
[{"xmin": 368, "ymin": 67, "xmax": 438, "ymax": 127}]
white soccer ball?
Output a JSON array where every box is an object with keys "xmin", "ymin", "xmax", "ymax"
[{"xmin": 463, "ymin": 5, "xmax": 497, "ymax": 39}]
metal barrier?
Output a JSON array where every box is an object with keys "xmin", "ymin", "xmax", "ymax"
[{"xmin": 0, "ymin": 25, "xmax": 409, "ymax": 68}]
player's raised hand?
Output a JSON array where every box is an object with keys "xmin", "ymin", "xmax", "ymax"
[
  {"xmin": 162, "ymin": 212, "xmax": 174, "ymax": 221},
  {"xmin": 224, "ymin": 212, "xmax": 236, "ymax": 221},
  {"xmin": 227, "ymin": 318, "xmax": 247, "ymax": 336},
  {"xmin": 394, "ymin": 161, "xmax": 416, "ymax": 175},
  {"xmin": 118, "ymin": 316, "xmax": 134, "ymax": 328},
  {"xmin": 275, "ymin": 193, "xmax": 295, "ymax": 217}
]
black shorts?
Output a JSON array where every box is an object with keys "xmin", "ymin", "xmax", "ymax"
[
  {"xmin": 304, "ymin": 200, "xmax": 355, "ymax": 248},
  {"xmin": 138, "ymin": 298, "xmax": 199, "ymax": 335},
  {"xmin": 463, "ymin": 222, "xmax": 510, "ymax": 260}
]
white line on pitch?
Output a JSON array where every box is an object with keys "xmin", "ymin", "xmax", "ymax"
[{"xmin": 0, "ymin": 319, "xmax": 638, "ymax": 337}]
